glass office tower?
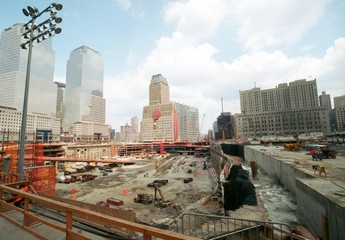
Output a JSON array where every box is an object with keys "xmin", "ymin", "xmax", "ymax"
[
  {"xmin": 0, "ymin": 23, "xmax": 57, "ymax": 115},
  {"xmin": 63, "ymin": 45, "xmax": 105, "ymax": 131}
]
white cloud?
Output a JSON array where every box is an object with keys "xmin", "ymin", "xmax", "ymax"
[
  {"xmin": 164, "ymin": 0, "xmax": 228, "ymax": 40},
  {"xmin": 105, "ymin": 36, "xmax": 345, "ymax": 133},
  {"xmin": 113, "ymin": 0, "xmax": 131, "ymax": 10},
  {"xmin": 164, "ymin": 0, "xmax": 330, "ymax": 51},
  {"xmin": 230, "ymin": 0, "xmax": 330, "ymax": 51},
  {"xmin": 104, "ymin": 0, "xmax": 343, "ymax": 133}
]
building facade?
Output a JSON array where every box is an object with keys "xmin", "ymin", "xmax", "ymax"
[
  {"xmin": 173, "ymin": 102, "xmax": 199, "ymax": 141},
  {"xmin": 141, "ymin": 74, "xmax": 199, "ymax": 142},
  {"xmin": 214, "ymin": 112, "xmax": 234, "ymax": 140},
  {"xmin": 63, "ymin": 45, "xmax": 109, "ymax": 141},
  {"xmin": 55, "ymin": 81, "xmax": 65, "ymax": 130},
  {"xmin": 0, "ymin": 106, "xmax": 60, "ymax": 142},
  {"xmin": 115, "ymin": 117, "xmax": 140, "ymax": 142},
  {"xmin": 319, "ymin": 91, "xmax": 332, "ymax": 110},
  {"xmin": 0, "ymin": 23, "xmax": 57, "ymax": 115},
  {"xmin": 236, "ymin": 79, "xmax": 331, "ymax": 139},
  {"xmin": 334, "ymin": 95, "xmax": 345, "ymax": 132}
]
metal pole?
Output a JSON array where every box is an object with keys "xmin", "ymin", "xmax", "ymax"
[{"xmin": 18, "ymin": 19, "xmax": 35, "ymax": 178}]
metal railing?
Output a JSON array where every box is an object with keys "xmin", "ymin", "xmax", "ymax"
[
  {"xmin": 0, "ymin": 182, "xmax": 200, "ymax": 240},
  {"xmin": 176, "ymin": 212, "xmax": 306, "ymax": 240}
]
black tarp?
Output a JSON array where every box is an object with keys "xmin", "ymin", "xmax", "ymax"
[{"xmin": 223, "ymin": 168, "xmax": 257, "ymax": 211}]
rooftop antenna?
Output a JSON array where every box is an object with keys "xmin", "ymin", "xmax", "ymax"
[{"xmin": 254, "ymin": 81, "xmax": 256, "ymax": 88}]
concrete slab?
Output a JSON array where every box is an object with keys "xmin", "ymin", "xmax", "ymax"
[{"xmin": 0, "ymin": 216, "xmax": 39, "ymax": 240}]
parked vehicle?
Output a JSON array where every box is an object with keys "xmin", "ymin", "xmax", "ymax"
[
  {"xmin": 134, "ymin": 193, "xmax": 153, "ymax": 204},
  {"xmin": 320, "ymin": 146, "xmax": 337, "ymax": 159},
  {"xmin": 81, "ymin": 174, "xmax": 97, "ymax": 182},
  {"xmin": 57, "ymin": 176, "xmax": 66, "ymax": 183},
  {"xmin": 106, "ymin": 198, "xmax": 124, "ymax": 206}
]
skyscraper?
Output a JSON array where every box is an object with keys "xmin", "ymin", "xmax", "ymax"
[
  {"xmin": 0, "ymin": 23, "xmax": 57, "ymax": 115},
  {"xmin": 319, "ymin": 91, "xmax": 332, "ymax": 110},
  {"xmin": 173, "ymin": 102, "xmax": 199, "ymax": 141},
  {"xmin": 334, "ymin": 95, "xmax": 345, "ymax": 132},
  {"xmin": 55, "ymin": 81, "xmax": 65, "ymax": 124},
  {"xmin": 63, "ymin": 45, "xmax": 108, "ymax": 141},
  {"xmin": 141, "ymin": 74, "xmax": 199, "ymax": 142},
  {"xmin": 149, "ymin": 74, "xmax": 170, "ymax": 105},
  {"xmin": 141, "ymin": 74, "xmax": 177, "ymax": 142},
  {"xmin": 131, "ymin": 116, "xmax": 139, "ymax": 133}
]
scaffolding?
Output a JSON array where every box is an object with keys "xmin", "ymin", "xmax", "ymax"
[{"xmin": 0, "ymin": 138, "xmax": 57, "ymax": 195}]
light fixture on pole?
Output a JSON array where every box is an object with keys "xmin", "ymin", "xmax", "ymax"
[{"xmin": 18, "ymin": 3, "xmax": 63, "ymax": 179}]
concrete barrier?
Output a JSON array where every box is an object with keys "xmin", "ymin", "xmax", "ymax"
[{"xmin": 244, "ymin": 145, "xmax": 345, "ymax": 240}]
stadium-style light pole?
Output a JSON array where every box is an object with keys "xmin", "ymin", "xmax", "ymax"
[{"xmin": 18, "ymin": 3, "xmax": 63, "ymax": 178}]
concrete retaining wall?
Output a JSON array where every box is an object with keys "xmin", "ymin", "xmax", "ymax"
[
  {"xmin": 296, "ymin": 179, "xmax": 345, "ymax": 240},
  {"xmin": 244, "ymin": 146, "xmax": 313, "ymax": 192},
  {"xmin": 244, "ymin": 146, "xmax": 345, "ymax": 239}
]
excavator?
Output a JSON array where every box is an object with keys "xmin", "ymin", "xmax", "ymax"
[
  {"xmin": 284, "ymin": 135, "xmax": 302, "ymax": 151},
  {"xmin": 134, "ymin": 184, "xmax": 172, "ymax": 207},
  {"xmin": 153, "ymin": 184, "xmax": 172, "ymax": 207}
]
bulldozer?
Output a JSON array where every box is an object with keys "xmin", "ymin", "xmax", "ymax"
[{"xmin": 284, "ymin": 135, "xmax": 302, "ymax": 151}]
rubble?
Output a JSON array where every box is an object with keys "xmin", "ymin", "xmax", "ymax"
[{"xmin": 56, "ymin": 154, "xmax": 297, "ymax": 230}]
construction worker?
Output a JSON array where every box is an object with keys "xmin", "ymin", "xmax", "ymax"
[
  {"xmin": 13, "ymin": 184, "xmax": 28, "ymax": 207},
  {"xmin": 317, "ymin": 147, "xmax": 323, "ymax": 161},
  {"xmin": 310, "ymin": 148, "xmax": 317, "ymax": 161}
]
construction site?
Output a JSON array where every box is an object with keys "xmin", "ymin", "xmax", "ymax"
[{"xmin": 1, "ymin": 138, "xmax": 345, "ymax": 239}]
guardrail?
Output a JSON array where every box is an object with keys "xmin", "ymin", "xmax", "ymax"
[
  {"xmin": 176, "ymin": 212, "xmax": 307, "ymax": 240},
  {"xmin": 0, "ymin": 183, "xmax": 200, "ymax": 240}
]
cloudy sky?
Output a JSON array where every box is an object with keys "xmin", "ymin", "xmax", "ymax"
[{"xmin": 1, "ymin": 0, "xmax": 345, "ymax": 133}]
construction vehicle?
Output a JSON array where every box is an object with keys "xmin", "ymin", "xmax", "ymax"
[
  {"xmin": 106, "ymin": 198, "xmax": 124, "ymax": 206},
  {"xmin": 284, "ymin": 135, "xmax": 302, "ymax": 151},
  {"xmin": 320, "ymin": 146, "xmax": 337, "ymax": 159},
  {"xmin": 134, "ymin": 193, "xmax": 154, "ymax": 204},
  {"xmin": 153, "ymin": 185, "xmax": 172, "ymax": 207}
]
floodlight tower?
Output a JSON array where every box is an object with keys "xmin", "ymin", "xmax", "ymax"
[{"xmin": 18, "ymin": 3, "xmax": 63, "ymax": 178}]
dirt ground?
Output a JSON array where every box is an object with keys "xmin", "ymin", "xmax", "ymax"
[
  {"xmin": 55, "ymin": 154, "xmax": 298, "ymax": 229},
  {"xmin": 56, "ymin": 154, "xmax": 220, "ymax": 226}
]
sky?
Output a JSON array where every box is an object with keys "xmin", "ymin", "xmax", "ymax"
[{"xmin": 1, "ymin": 0, "xmax": 345, "ymax": 134}]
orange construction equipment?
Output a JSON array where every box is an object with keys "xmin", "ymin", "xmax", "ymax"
[{"xmin": 13, "ymin": 185, "xmax": 28, "ymax": 207}]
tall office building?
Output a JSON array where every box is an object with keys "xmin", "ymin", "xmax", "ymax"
[
  {"xmin": 319, "ymin": 91, "xmax": 332, "ymax": 110},
  {"xmin": 236, "ymin": 79, "xmax": 331, "ymax": 138},
  {"xmin": 334, "ymin": 95, "xmax": 345, "ymax": 132},
  {"xmin": 214, "ymin": 112, "xmax": 234, "ymax": 140},
  {"xmin": 55, "ymin": 81, "xmax": 65, "ymax": 126},
  {"xmin": 149, "ymin": 74, "xmax": 170, "ymax": 105},
  {"xmin": 0, "ymin": 23, "xmax": 57, "ymax": 115},
  {"xmin": 63, "ymin": 45, "xmax": 108, "ymax": 141},
  {"xmin": 131, "ymin": 116, "xmax": 139, "ymax": 133},
  {"xmin": 141, "ymin": 74, "xmax": 199, "ymax": 142},
  {"xmin": 173, "ymin": 102, "xmax": 199, "ymax": 141},
  {"xmin": 115, "ymin": 116, "xmax": 140, "ymax": 142}
]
